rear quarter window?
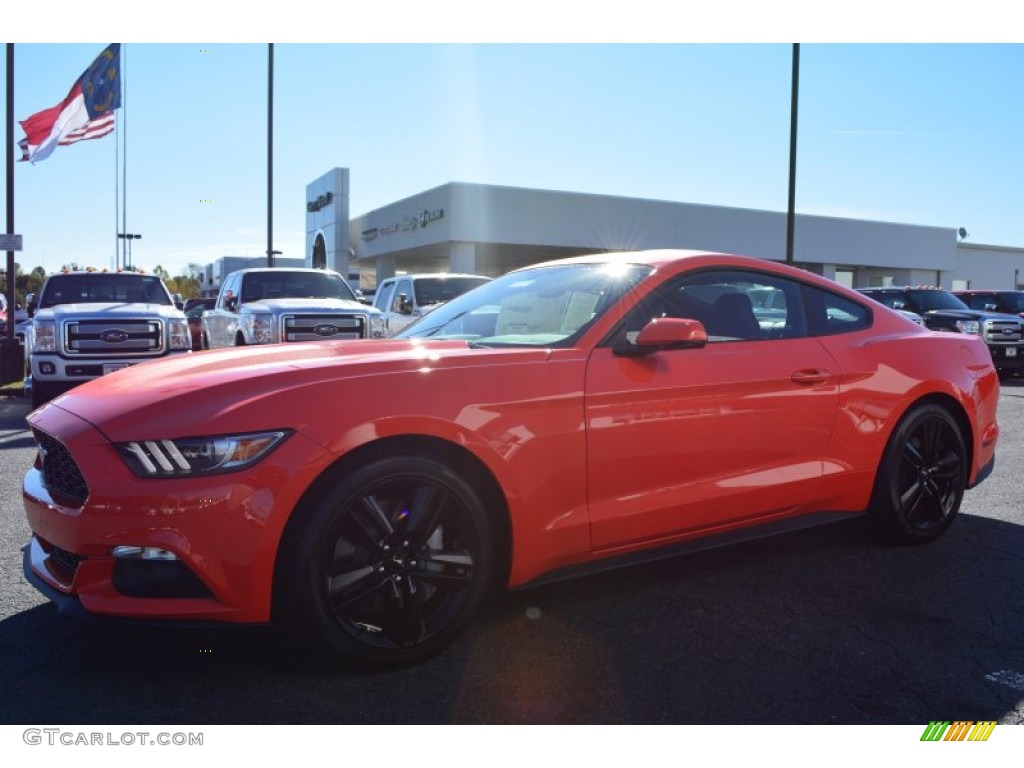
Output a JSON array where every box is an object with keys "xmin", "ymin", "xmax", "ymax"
[{"xmin": 806, "ymin": 286, "xmax": 872, "ymax": 336}]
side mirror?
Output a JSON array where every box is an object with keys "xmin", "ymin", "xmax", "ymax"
[
  {"xmin": 224, "ymin": 291, "xmax": 238, "ymax": 312},
  {"xmin": 26, "ymin": 293, "xmax": 36, "ymax": 318},
  {"xmin": 397, "ymin": 293, "xmax": 413, "ymax": 315},
  {"xmin": 615, "ymin": 317, "xmax": 708, "ymax": 357}
]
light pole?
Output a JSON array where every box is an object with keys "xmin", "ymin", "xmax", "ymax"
[{"xmin": 118, "ymin": 233, "xmax": 141, "ymax": 269}]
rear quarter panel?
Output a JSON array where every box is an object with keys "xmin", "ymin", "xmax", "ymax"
[{"xmin": 813, "ymin": 325, "xmax": 999, "ymax": 512}]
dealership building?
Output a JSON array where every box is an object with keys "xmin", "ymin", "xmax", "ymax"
[{"xmin": 203, "ymin": 166, "xmax": 1024, "ymax": 296}]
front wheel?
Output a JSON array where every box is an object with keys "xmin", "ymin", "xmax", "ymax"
[
  {"xmin": 276, "ymin": 455, "xmax": 496, "ymax": 667},
  {"xmin": 869, "ymin": 403, "xmax": 967, "ymax": 544}
]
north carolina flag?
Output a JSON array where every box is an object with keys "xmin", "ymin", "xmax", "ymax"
[{"xmin": 18, "ymin": 44, "xmax": 121, "ymax": 164}]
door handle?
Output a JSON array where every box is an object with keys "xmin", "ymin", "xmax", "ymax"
[{"xmin": 791, "ymin": 369, "xmax": 834, "ymax": 385}]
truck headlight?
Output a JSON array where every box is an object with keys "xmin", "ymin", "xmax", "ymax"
[
  {"xmin": 31, "ymin": 321, "xmax": 56, "ymax": 352},
  {"xmin": 955, "ymin": 320, "xmax": 981, "ymax": 335},
  {"xmin": 245, "ymin": 315, "xmax": 277, "ymax": 344},
  {"xmin": 117, "ymin": 430, "xmax": 293, "ymax": 477},
  {"xmin": 168, "ymin": 318, "xmax": 191, "ymax": 350},
  {"xmin": 369, "ymin": 314, "xmax": 386, "ymax": 339}
]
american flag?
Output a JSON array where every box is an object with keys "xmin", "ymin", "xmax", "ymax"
[{"xmin": 18, "ymin": 44, "xmax": 121, "ymax": 164}]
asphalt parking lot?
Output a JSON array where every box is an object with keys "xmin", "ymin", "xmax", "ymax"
[{"xmin": 1, "ymin": 383, "xmax": 1022, "ymax": 725}]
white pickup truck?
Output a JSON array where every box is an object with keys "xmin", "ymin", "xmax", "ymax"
[
  {"xmin": 201, "ymin": 267, "xmax": 385, "ymax": 348},
  {"xmin": 24, "ymin": 270, "xmax": 191, "ymax": 408}
]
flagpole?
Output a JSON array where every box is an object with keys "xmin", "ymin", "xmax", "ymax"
[
  {"xmin": 115, "ymin": 90, "xmax": 120, "ymax": 269},
  {"xmin": 5, "ymin": 44, "xmax": 15, "ymax": 344}
]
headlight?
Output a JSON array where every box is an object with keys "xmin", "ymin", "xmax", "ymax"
[
  {"xmin": 369, "ymin": 314, "xmax": 387, "ymax": 339},
  {"xmin": 244, "ymin": 314, "xmax": 277, "ymax": 344},
  {"xmin": 955, "ymin": 319, "xmax": 981, "ymax": 335},
  {"xmin": 116, "ymin": 430, "xmax": 292, "ymax": 477},
  {"xmin": 168, "ymin": 318, "xmax": 191, "ymax": 350},
  {"xmin": 31, "ymin": 321, "xmax": 56, "ymax": 352}
]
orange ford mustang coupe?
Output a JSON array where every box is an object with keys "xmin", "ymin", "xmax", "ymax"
[{"xmin": 23, "ymin": 251, "xmax": 1000, "ymax": 666}]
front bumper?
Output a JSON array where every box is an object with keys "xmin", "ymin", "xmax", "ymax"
[
  {"xmin": 28, "ymin": 349, "xmax": 190, "ymax": 386},
  {"xmin": 988, "ymin": 344, "xmax": 1024, "ymax": 370},
  {"xmin": 22, "ymin": 404, "xmax": 336, "ymax": 624}
]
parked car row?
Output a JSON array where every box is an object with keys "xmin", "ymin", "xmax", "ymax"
[{"xmin": 857, "ymin": 286, "xmax": 1024, "ymax": 378}]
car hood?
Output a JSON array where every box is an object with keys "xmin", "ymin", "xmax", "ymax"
[
  {"xmin": 244, "ymin": 298, "xmax": 376, "ymax": 313},
  {"xmin": 37, "ymin": 303, "xmax": 184, "ymax": 320},
  {"xmin": 38, "ymin": 339, "xmax": 557, "ymax": 441},
  {"xmin": 923, "ymin": 308, "xmax": 1021, "ymax": 323}
]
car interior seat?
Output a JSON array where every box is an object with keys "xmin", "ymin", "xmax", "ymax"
[{"xmin": 707, "ymin": 292, "xmax": 761, "ymax": 340}]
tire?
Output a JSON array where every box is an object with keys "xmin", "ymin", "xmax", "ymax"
[
  {"xmin": 235, "ymin": 334, "xmax": 246, "ymax": 347},
  {"xmin": 869, "ymin": 403, "xmax": 967, "ymax": 545},
  {"xmin": 276, "ymin": 455, "xmax": 496, "ymax": 667}
]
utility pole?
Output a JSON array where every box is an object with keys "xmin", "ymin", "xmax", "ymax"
[
  {"xmin": 267, "ymin": 43, "xmax": 274, "ymax": 267},
  {"xmin": 786, "ymin": 43, "xmax": 799, "ymax": 264}
]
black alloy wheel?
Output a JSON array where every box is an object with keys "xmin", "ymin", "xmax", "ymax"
[
  {"xmin": 278, "ymin": 455, "xmax": 495, "ymax": 666},
  {"xmin": 870, "ymin": 403, "xmax": 967, "ymax": 544}
]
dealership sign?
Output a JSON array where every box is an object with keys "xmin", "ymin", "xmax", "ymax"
[
  {"xmin": 364, "ymin": 208, "xmax": 445, "ymax": 240},
  {"xmin": 307, "ymin": 192, "xmax": 334, "ymax": 213}
]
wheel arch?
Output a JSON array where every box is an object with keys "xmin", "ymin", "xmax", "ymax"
[{"xmin": 271, "ymin": 433, "xmax": 513, "ymax": 611}]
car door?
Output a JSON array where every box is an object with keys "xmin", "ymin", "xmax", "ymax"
[
  {"xmin": 374, "ymin": 280, "xmax": 397, "ymax": 334},
  {"xmin": 584, "ymin": 268, "xmax": 841, "ymax": 550},
  {"xmin": 205, "ymin": 272, "xmax": 240, "ymax": 348},
  {"xmin": 386, "ymin": 278, "xmax": 416, "ymax": 334}
]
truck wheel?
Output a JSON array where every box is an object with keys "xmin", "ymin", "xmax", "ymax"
[{"xmin": 235, "ymin": 334, "xmax": 246, "ymax": 347}]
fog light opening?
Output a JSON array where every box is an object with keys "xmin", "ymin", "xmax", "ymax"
[{"xmin": 111, "ymin": 546, "xmax": 179, "ymax": 561}]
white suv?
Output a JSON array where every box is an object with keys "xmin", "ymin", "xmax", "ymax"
[{"xmin": 373, "ymin": 273, "xmax": 491, "ymax": 336}]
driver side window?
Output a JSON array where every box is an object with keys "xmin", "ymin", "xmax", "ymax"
[{"xmin": 614, "ymin": 269, "xmax": 808, "ymax": 346}]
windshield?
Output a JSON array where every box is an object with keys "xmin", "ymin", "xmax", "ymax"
[
  {"xmin": 39, "ymin": 274, "xmax": 173, "ymax": 308},
  {"xmin": 396, "ymin": 262, "xmax": 653, "ymax": 347},
  {"xmin": 240, "ymin": 271, "xmax": 356, "ymax": 302},
  {"xmin": 413, "ymin": 276, "xmax": 491, "ymax": 307},
  {"xmin": 994, "ymin": 293, "xmax": 1024, "ymax": 312},
  {"xmin": 906, "ymin": 289, "xmax": 969, "ymax": 312}
]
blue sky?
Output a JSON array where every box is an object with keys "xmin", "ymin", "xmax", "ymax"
[{"xmin": 3, "ymin": 7, "xmax": 1023, "ymax": 278}]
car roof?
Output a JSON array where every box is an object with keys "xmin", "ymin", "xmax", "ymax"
[
  {"xmin": 232, "ymin": 268, "xmax": 344, "ymax": 275},
  {"xmin": 382, "ymin": 273, "xmax": 490, "ymax": 281}
]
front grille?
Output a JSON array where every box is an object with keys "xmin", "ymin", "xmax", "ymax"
[
  {"xmin": 65, "ymin": 319, "xmax": 164, "ymax": 356},
  {"xmin": 33, "ymin": 429, "xmax": 89, "ymax": 505},
  {"xmin": 283, "ymin": 313, "xmax": 365, "ymax": 342},
  {"xmin": 983, "ymin": 320, "xmax": 1023, "ymax": 344}
]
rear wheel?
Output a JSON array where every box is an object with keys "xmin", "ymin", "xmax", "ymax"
[
  {"xmin": 869, "ymin": 403, "xmax": 967, "ymax": 544},
  {"xmin": 277, "ymin": 455, "xmax": 496, "ymax": 667}
]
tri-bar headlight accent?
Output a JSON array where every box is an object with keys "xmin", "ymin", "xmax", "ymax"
[{"xmin": 116, "ymin": 430, "xmax": 292, "ymax": 477}]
